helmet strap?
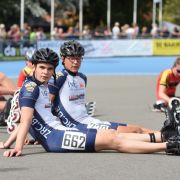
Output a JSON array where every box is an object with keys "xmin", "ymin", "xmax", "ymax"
[
  {"xmin": 53, "ymin": 70, "xmax": 57, "ymax": 84},
  {"xmin": 61, "ymin": 56, "xmax": 65, "ymax": 66}
]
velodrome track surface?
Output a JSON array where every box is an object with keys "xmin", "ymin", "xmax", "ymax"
[
  {"xmin": 0, "ymin": 56, "xmax": 177, "ymax": 77},
  {"xmin": 0, "ymin": 75, "xmax": 180, "ymax": 180}
]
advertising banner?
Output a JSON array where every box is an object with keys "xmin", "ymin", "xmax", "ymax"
[
  {"xmin": 153, "ymin": 39, "xmax": 180, "ymax": 55},
  {"xmin": 38, "ymin": 39, "xmax": 152, "ymax": 57},
  {"xmin": 2, "ymin": 41, "xmax": 36, "ymax": 57}
]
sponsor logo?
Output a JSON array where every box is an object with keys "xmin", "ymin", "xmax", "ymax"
[
  {"xmin": 41, "ymin": 90, "xmax": 48, "ymax": 96},
  {"xmin": 69, "ymin": 94, "xmax": 85, "ymax": 101},
  {"xmin": 56, "ymin": 71, "xmax": 64, "ymax": 78},
  {"xmin": 87, "ymin": 123, "xmax": 110, "ymax": 129},
  {"xmin": 55, "ymin": 106, "xmax": 76, "ymax": 128},
  {"xmin": 25, "ymin": 82, "xmax": 36, "ymax": 92},
  {"xmin": 31, "ymin": 118, "xmax": 51, "ymax": 139},
  {"xmin": 68, "ymin": 81, "xmax": 79, "ymax": 89}
]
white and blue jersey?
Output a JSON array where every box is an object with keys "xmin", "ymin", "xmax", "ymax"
[
  {"xmin": 19, "ymin": 77, "xmax": 97, "ymax": 152},
  {"xmin": 49, "ymin": 69, "xmax": 127, "ymax": 130}
]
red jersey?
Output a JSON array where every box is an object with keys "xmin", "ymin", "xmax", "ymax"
[
  {"xmin": 17, "ymin": 66, "xmax": 32, "ymax": 87},
  {"xmin": 156, "ymin": 69, "xmax": 180, "ymax": 100}
]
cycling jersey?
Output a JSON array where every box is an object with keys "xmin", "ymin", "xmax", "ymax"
[
  {"xmin": 156, "ymin": 69, "xmax": 180, "ymax": 100},
  {"xmin": 19, "ymin": 77, "xmax": 97, "ymax": 152},
  {"xmin": 49, "ymin": 69, "xmax": 127, "ymax": 130}
]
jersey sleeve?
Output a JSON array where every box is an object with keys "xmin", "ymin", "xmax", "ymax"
[
  {"xmin": 23, "ymin": 66, "xmax": 32, "ymax": 76},
  {"xmin": 159, "ymin": 69, "xmax": 170, "ymax": 86},
  {"xmin": 19, "ymin": 81, "xmax": 39, "ymax": 108},
  {"xmin": 49, "ymin": 71, "xmax": 67, "ymax": 96}
]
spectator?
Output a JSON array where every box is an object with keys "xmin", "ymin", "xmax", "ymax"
[
  {"xmin": 22, "ymin": 23, "xmax": 31, "ymax": 40},
  {"xmin": 160, "ymin": 26, "xmax": 170, "ymax": 38},
  {"xmin": 103, "ymin": 26, "xmax": 112, "ymax": 39},
  {"xmin": 58, "ymin": 27, "xmax": 65, "ymax": 39},
  {"xmin": 51, "ymin": 27, "xmax": 60, "ymax": 40},
  {"xmin": 132, "ymin": 23, "xmax": 139, "ymax": 38},
  {"xmin": 112, "ymin": 22, "xmax": 120, "ymax": 39},
  {"xmin": 36, "ymin": 27, "xmax": 46, "ymax": 40},
  {"xmin": 7, "ymin": 24, "xmax": 21, "ymax": 42},
  {"xmin": 171, "ymin": 27, "xmax": 180, "ymax": 38},
  {"xmin": 150, "ymin": 23, "xmax": 159, "ymax": 38},
  {"xmin": 0, "ymin": 24, "xmax": 7, "ymax": 40},
  {"xmin": 82, "ymin": 25, "xmax": 92, "ymax": 40},
  {"xmin": 141, "ymin": 26, "xmax": 150, "ymax": 38},
  {"xmin": 125, "ymin": 24, "xmax": 136, "ymax": 39},
  {"xmin": 94, "ymin": 25, "xmax": 105, "ymax": 39},
  {"xmin": 63, "ymin": 26, "xmax": 77, "ymax": 39},
  {"xmin": 29, "ymin": 27, "xmax": 37, "ymax": 42}
]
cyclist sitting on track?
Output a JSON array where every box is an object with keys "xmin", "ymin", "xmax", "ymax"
[
  {"xmin": 1, "ymin": 47, "xmax": 180, "ymax": 157},
  {"xmin": 49, "ymin": 40, "xmax": 153, "ymax": 133},
  {"xmin": 153, "ymin": 57, "xmax": 180, "ymax": 112},
  {"xmin": 17, "ymin": 49, "xmax": 96, "ymax": 116}
]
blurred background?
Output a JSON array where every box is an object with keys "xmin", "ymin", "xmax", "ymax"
[{"xmin": 0, "ymin": 0, "xmax": 179, "ymax": 60}]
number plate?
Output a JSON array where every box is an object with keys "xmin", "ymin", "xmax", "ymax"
[{"xmin": 62, "ymin": 131, "xmax": 86, "ymax": 150}]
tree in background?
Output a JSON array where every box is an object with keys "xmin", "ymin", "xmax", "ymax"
[
  {"xmin": 0, "ymin": 0, "xmax": 179, "ymax": 32},
  {"xmin": 0, "ymin": 0, "xmax": 20, "ymax": 28},
  {"xmin": 163, "ymin": 0, "xmax": 180, "ymax": 25},
  {"xmin": 83, "ymin": 0, "xmax": 154, "ymax": 29}
]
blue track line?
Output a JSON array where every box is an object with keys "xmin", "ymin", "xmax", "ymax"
[{"xmin": 0, "ymin": 56, "xmax": 177, "ymax": 78}]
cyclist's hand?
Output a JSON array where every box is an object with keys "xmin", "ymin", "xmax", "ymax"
[{"xmin": 3, "ymin": 149, "xmax": 22, "ymax": 157}]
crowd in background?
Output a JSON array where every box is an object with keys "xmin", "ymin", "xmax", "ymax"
[{"xmin": 0, "ymin": 22, "xmax": 180, "ymax": 42}]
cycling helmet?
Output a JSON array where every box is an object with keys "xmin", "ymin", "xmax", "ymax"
[
  {"xmin": 32, "ymin": 48, "xmax": 59, "ymax": 67},
  {"xmin": 25, "ymin": 49, "xmax": 35, "ymax": 61},
  {"xmin": 60, "ymin": 40, "xmax": 85, "ymax": 57}
]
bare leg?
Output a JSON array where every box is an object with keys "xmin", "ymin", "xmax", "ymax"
[
  {"xmin": 115, "ymin": 139, "xmax": 166, "ymax": 153},
  {"xmin": 117, "ymin": 132, "xmax": 162, "ymax": 142},
  {"xmin": 95, "ymin": 130, "xmax": 166, "ymax": 153},
  {"xmin": 117, "ymin": 124, "xmax": 158, "ymax": 134}
]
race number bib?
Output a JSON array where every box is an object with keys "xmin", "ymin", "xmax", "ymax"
[
  {"xmin": 87, "ymin": 123, "xmax": 110, "ymax": 129},
  {"xmin": 62, "ymin": 131, "xmax": 86, "ymax": 150}
]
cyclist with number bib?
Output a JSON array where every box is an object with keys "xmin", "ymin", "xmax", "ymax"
[
  {"xmin": 2, "ymin": 47, "xmax": 180, "ymax": 157},
  {"xmin": 49, "ymin": 40, "xmax": 153, "ymax": 133}
]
